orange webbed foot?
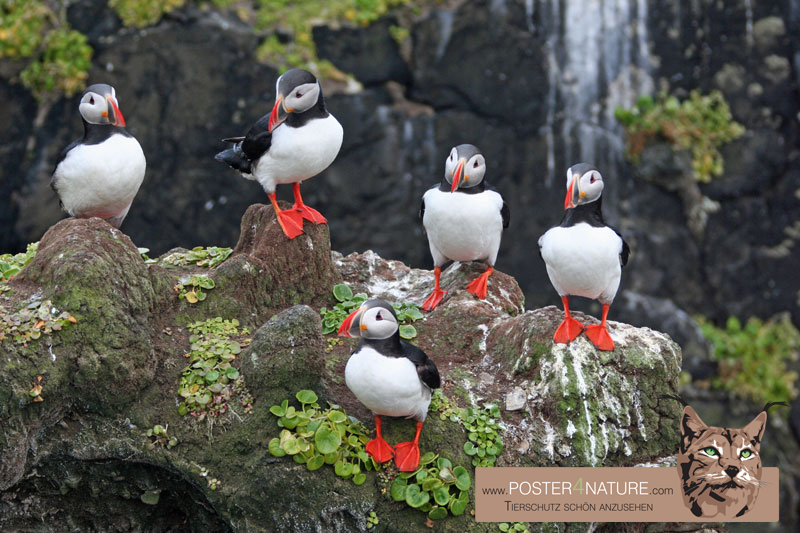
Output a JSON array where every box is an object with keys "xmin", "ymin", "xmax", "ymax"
[{"xmin": 584, "ymin": 324, "xmax": 615, "ymax": 351}]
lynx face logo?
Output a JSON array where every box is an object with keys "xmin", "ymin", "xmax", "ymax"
[{"xmin": 677, "ymin": 406, "xmax": 767, "ymax": 518}]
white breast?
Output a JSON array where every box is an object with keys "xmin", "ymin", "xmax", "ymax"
[
  {"xmin": 345, "ymin": 346, "xmax": 431, "ymax": 422},
  {"xmin": 53, "ymin": 134, "xmax": 146, "ymax": 220},
  {"xmin": 422, "ymin": 187, "xmax": 504, "ymax": 266},
  {"xmin": 538, "ymin": 223, "xmax": 623, "ymax": 304},
  {"xmin": 252, "ymin": 115, "xmax": 343, "ymax": 193}
]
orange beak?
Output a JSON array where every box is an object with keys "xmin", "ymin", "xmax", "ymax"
[
  {"xmin": 105, "ymin": 95, "xmax": 126, "ymax": 127},
  {"xmin": 268, "ymin": 95, "xmax": 289, "ymax": 132},
  {"xmin": 450, "ymin": 160, "xmax": 465, "ymax": 192},
  {"xmin": 337, "ymin": 307, "xmax": 364, "ymax": 338},
  {"xmin": 564, "ymin": 176, "xmax": 578, "ymax": 210}
]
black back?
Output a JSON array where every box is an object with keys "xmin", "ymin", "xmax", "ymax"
[
  {"xmin": 358, "ymin": 335, "xmax": 441, "ymax": 390},
  {"xmin": 219, "ymin": 70, "xmax": 330, "ymax": 166}
]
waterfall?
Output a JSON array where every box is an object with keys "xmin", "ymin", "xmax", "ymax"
[{"xmin": 538, "ymin": 0, "xmax": 653, "ymax": 197}]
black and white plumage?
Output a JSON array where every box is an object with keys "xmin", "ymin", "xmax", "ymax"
[
  {"xmin": 215, "ymin": 68, "xmax": 343, "ymax": 239},
  {"xmin": 51, "ymin": 84, "xmax": 146, "ymax": 229},
  {"xmin": 538, "ymin": 163, "xmax": 629, "ymax": 351},
  {"xmin": 419, "ymin": 144, "xmax": 510, "ymax": 310},
  {"xmin": 338, "ymin": 299, "xmax": 440, "ymax": 471}
]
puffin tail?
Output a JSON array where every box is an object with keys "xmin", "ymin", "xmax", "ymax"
[{"xmin": 215, "ymin": 145, "xmax": 252, "ymax": 174}]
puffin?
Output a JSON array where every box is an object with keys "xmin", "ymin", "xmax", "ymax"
[
  {"xmin": 215, "ymin": 68, "xmax": 343, "ymax": 239},
  {"xmin": 537, "ymin": 164, "xmax": 630, "ymax": 351},
  {"xmin": 338, "ymin": 299, "xmax": 441, "ymax": 471},
  {"xmin": 51, "ymin": 83, "xmax": 146, "ymax": 229},
  {"xmin": 419, "ymin": 144, "xmax": 509, "ymax": 311}
]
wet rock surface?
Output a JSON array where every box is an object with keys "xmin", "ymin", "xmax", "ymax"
[{"xmin": 1, "ymin": 210, "xmax": 685, "ymax": 531}]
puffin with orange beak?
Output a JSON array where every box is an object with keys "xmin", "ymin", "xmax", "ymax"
[
  {"xmin": 338, "ymin": 299, "xmax": 440, "ymax": 471},
  {"xmin": 215, "ymin": 68, "xmax": 343, "ymax": 239},
  {"xmin": 419, "ymin": 144, "xmax": 509, "ymax": 310},
  {"xmin": 538, "ymin": 164, "xmax": 630, "ymax": 351},
  {"xmin": 51, "ymin": 83, "xmax": 146, "ymax": 229}
]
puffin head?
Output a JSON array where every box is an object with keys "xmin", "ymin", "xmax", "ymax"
[
  {"xmin": 564, "ymin": 163, "xmax": 604, "ymax": 209},
  {"xmin": 78, "ymin": 84, "xmax": 126, "ymax": 127},
  {"xmin": 337, "ymin": 299, "xmax": 399, "ymax": 340},
  {"xmin": 268, "ymin": 68, "xmax": 322, "ymax": 132},
  {"xmin": 444, "ymin": 144, "xmax": 486, "ymax": 192}
]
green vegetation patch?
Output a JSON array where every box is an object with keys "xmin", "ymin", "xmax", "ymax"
[
  {"xmin": 0, "ymin": 242, "xmax": 38, "ymax": 283},
  {"xmin": 320, "ymin": 283, "xmax": 423, "ymax": 339},
  {"xmin": 109, "ymin": 0, "xmax": 186, "ymax": 28},
  {"xmin": 158, "ymin": 246, "xmax": 234, "ymax": 268},
  {"xmin": 1, "ymin": 1, "xmax": 91, "ymax": 100},
  {"xmin": 268, "ymin": 390, "xmax": 376, "ymax": 486},
  {"xmin": 269, "ymin": 389, "xmax": 474, "ymax": 520},
  {"xmin": 0, "ymin": 242, "xmax": 77, "ymax": 345},
  {"xmin": 698, "ymin": 314, "xmax": 799, "ymax": 405},
  {"xmin": 390, "ymin": 454, "xmax": 470, "ymax": 520},
  {"xmin": 615, "ymin": 90, "xmax": 745, "ymax": 183},
  {"xmin": 144, "ymin": 424, "xmax": 179, "ymax": 450},
  {"xmin": 174, "ymin": 273, "xmax": 216, "ymax": 304},
  {"xmin": 252, "ymin": 0, "xmax": 435, "ymax": 76},
  {"xmin": 0, "ymin": 298, "xmax": 77, "ymax": 346},
  {"xmin": 431, "ymin": 390, "xmax": 504, "ymax": 467},
  {"xmin": 177, "ymin": 317, "xmax": 253, "ymax": 420}
]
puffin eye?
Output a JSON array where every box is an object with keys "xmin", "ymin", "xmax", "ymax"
[
  {"xmin": 295, "ymin": 91, "xmax": 303, "ymax": 98},
  {"xmin": 375, "ymin": 312, "xmax": 383, "ymax": 321},
  {"xmin": 89, "ymin": 96, "xmax": 94, "ymax": 105},
  {"xmin": 473, "ymin": 161, "xmax": 479, "ymax": 168}
]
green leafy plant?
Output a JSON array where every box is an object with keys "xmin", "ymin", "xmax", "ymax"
[
  {"xmin": 615, "ymin": 90, "xmax": 745, "ymax": 182},
  {"xmin": 390, "ymin": 454, "xmax": 471, "ymax": 520},
  {"xmin": 698, "ymin": 314, "xmax": 799, "ymax": 405},
  {"xmin": 0, "ymin": 298, "xmax": 77, "ymax": 345},
  {"xmin": 174, "ymin": 274, "xmax": 216, "ymax": 304},
  {"xmin": 137, "ymin": 247, "xmax": 158, "ymax": 264},
  {"xmin": 432, "ymin": 390, "xmax": 504, "ymax": 467},
  {"xmin": 109, "ymin": 0, "xmax": 186, "ymax": 28},
  {"xmin": 320, "ymin": 284, "xmax": 423, "ymax": 339},
  {"xmin": 268, "ymin": 390, "xmax": 376, "ymax": 485},
  {"xmin": 366, "ymin": 511, "xmax": 379, "ymax": 529},
  {"xmin": 0, "ymin": 242, "xmax": 38, "ymax": 282},
  {"xmin": 199, "ymin": 466, "xmax": 221, "ymax": 490},
  {"xmin": 161, "ymin": 246, "xmax": 234, "ymax": 268},
  {"xmin": 177, "ymin": 318, "xmax": 253, "ymax": 419},
  {"xmin": 144, "ymin": 424, "xmax": 179, "ymax": 450},
  {"xmin": 499, "ymin": 523, "xmax": 531, "ymax": 533}
]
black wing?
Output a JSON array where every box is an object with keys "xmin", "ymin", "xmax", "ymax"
[
  {"xmin": 241, "ymin": 115, "xmax": 273, "ymax": 160},
  {"xmin": 501, "ymin": 202, "xmax": 510, "ymax": 229},
  {"xmin": 52, "ymin": 138, "xmax": 81, "ymax": 176},
  {"xmin": 401, "ymin": 341, "xmax": 441, "ymax": 390},
  {"xmin": 616, "ymin": 230, "xmax": 630, "ymax": 267}
]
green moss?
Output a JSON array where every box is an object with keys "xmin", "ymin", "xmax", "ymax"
[
  {"xmin": 252, "ymin": 0, "xmax": 437, "ymax": 75},
  {"xmin": 615, "ymin": 90, "xmax": 745, "ymax": 183},
  {"xmin": 109, "ymin": 0, "xmax": 186, "ymax": 28},
  {"xmin": 698, "ymin": 313, "xmax": 799, "ymax": 405}
]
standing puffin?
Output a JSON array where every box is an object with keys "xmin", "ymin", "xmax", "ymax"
[
  {"xmin": 51, "ymin": 83, "xmax": 146, "ymax": 229},
  {"xmin": 215, "ymin": 68, "xmax": 343, "ymax": 239},
  {"xmin": 538, "ymin": 164, "xmax": 630, "ymax": 351},
  {"xmin": 419, "ymin": 144, "xmax": 509, "ymax": 311},
  {"xmin": 338, "ymin": 299, "xmax": 440, "ymax": 471}
]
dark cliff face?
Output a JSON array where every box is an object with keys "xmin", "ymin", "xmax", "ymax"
[{"xmin": 2, "ymin": 0, "xmax": 799, "ymax": 334}]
